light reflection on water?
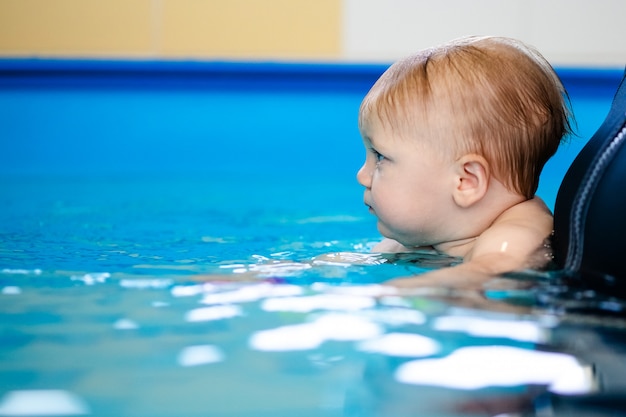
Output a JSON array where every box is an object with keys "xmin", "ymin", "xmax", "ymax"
[{"xmin": 2, "ymin": 263, "xmax": 623, "ymax": 417}]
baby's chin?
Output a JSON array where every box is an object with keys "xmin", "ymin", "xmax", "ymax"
[
  {"xmin": 378, "ymin": 231, "xmax": 431, "ymax": 252},
  {"xmin": 379, "ymin": 228, "xmax": 428, "ymax": 247}
]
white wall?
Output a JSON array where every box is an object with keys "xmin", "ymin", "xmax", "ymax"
[{"xmin": 342, "ymin": 0, "xmax": 626, "ymax": 67}]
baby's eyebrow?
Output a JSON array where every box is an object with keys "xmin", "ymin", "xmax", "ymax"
[
  {"xmin": 361, "ymin": 135, "xmax": 373, "ymax": 147},
  {"xmin": 362, "ymin": 133, "xmax": 376, "ymax": 146},
  {"xmin": 368, "ymin": 137, "xmax": 385, "ymax": 152}
]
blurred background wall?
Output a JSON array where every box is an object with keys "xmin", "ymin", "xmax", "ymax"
[{"xmin": 0, "ymin": 0, "xmax": 624, "ymax": 67}]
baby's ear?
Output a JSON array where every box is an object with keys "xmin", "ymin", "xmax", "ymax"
[{"xmin": 452, "ymin": 154, "xmax": 490, "ymax": 208}]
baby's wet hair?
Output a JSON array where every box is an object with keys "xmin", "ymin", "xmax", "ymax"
[{"xmin": 359, "ymin": 36, "xmax": 573, "ymax": 199}]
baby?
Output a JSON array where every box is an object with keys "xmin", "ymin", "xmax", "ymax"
[{"xmin": 357, "ymin": 36, "xmax": 572, "ymax": 288}]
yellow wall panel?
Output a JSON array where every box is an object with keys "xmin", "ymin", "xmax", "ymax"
[
  {"xmin": 0, "ymin": 0, "xmax": 155, "ymax": 56},
  {"xmin": 0, "ymin": 0, "xmax": 341, "ymax": 59},
  {"xmin": 159, "ymin": 0, "xmax": 341, "ymax": 59}
]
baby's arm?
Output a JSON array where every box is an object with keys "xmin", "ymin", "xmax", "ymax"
[{"xmin": 387, "ymin": 197, "xmax": 553, "ymax": 289}]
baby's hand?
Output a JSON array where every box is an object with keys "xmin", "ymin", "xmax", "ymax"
[{"xmin": 312, "ymin": 252, "xmax": 387, "ymax": 266}]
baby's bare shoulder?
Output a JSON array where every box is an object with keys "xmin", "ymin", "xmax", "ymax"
[{"xmin": 473, "ymin": 196, "xmax": 553, "ymax": 255}]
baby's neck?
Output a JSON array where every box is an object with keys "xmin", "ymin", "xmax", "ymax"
[{"xmin": 432, "ymin": 237, "xmax": 478, "ymax": 258}]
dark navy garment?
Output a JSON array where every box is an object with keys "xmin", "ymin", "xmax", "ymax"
[{"xmin": 553, "ymin": 68, "xmax": 626, "ymax": 284}]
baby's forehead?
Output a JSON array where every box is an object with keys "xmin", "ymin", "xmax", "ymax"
[
  {"xmin": 360, "ymin": 93, "xmax": 449, "ymax": 135},
  {"xmin": 361, "ymin": 96, "xmax": 474, "ymax": 160}
]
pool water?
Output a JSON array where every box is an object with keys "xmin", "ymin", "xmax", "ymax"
[
  {"xmin": 2, "ymin": 63, "xmax": 626, "ymax": 416},
  {"xmin": 3, "ymin": 173, "xmax": 626, "ymax": 417}
]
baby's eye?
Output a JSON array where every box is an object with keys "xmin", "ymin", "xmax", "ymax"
[{"xmin": 370, "ymin": 148, "xmax": 385, "ymax": 163}]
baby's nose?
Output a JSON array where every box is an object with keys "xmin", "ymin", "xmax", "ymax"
[{"xmin": 356, "ymin": 164, "xmax": 372, "ymax": 188}]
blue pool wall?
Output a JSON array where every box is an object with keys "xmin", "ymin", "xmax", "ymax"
[{"xmin": 0, "ymin": 59, "xmax": 623, "ymax": 210}]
